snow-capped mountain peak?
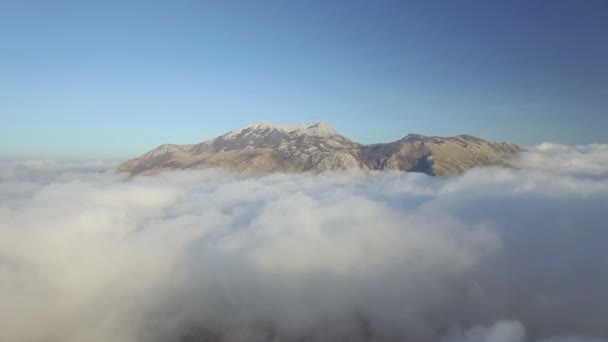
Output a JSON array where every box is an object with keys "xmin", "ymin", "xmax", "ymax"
[
  {"xmin": 223, "ymin": 120, "xmax": 338, "ymax": 139},
  {"xmin": 115, "ymin": 120, "xmax": 524, "ymax": 176}
]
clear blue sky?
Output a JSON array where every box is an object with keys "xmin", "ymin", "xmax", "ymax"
[{"xmin": 1, "ymin": 0, "xmax": 607, "ymax": 159}]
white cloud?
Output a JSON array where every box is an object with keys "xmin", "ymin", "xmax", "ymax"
[
  {"xmin": 511, "ymin": 143, "xmax": 608, "ymax": 177},
  {"xmin": 0, "ymin": 145, "xmax": 607, "ymax": 341}
]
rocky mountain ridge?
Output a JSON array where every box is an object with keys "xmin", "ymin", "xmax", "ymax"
[{"xmin": 115, "ymin": 121, "xmax": 523, "ymax": 176}]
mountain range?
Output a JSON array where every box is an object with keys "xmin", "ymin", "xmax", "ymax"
[{"xmin": 115, "ymin": 121, "xmax": 523, "ymax": 176}]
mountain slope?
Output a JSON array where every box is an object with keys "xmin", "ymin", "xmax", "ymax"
[
  {"xmin": 115, "ymin": 121, "xmax": 524, "ymax": 176},
  {"xmin": 360, "ymin": 134, "xmax": 522, "ymax": 176}
]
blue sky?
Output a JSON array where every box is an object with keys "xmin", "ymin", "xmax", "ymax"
[{"xmin": 1, "ymin": 0, "xmax": 607, "ymax": 159}]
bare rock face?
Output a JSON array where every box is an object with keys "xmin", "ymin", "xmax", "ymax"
[{"xmin": 115, "ymin": 121, "xmax": 524, "ymax": 176}]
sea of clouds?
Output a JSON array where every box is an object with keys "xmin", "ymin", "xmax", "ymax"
[{"xmin": 0, "ymin": 143, "xmax": 607, "ymax": 342}]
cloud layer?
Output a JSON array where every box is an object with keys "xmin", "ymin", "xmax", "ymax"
[{"xmin": 1, "ymin": 145, "xmax": 607, "ymax": 342}]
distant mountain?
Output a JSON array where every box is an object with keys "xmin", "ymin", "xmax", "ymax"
[{"xmin": 115, "ymin": 121, "xmax": 523, "ymax": 176}]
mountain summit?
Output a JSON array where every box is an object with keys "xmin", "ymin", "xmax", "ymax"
[
  {"xmin": 115, "ymin": 121, "xmax": 523, "ymax": 176},
  {"xmin": 225, "ymin": 120, "xmax": 339, "ymax": 139}
]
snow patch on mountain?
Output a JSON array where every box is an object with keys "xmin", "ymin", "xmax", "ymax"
[{"xmin": 223, "ymin": 120, "xmax": 339, "ymax": 139}]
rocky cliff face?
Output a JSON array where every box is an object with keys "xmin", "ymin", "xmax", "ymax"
[{"xmin": 115, "ymin": 121, "xmax": 524, "ymax": 176}]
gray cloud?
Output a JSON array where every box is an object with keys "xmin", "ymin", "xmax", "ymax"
[
  {"xmin": 442, "ymin": 321, "xmax": 603, "ymax": 342},
  {"xmin": 442, "ymin": 321, "xmax": 526, "ymax": 342},
  {"xmin": 0, "ymin": 146, "xmax": 607, "ymax": 342}
]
